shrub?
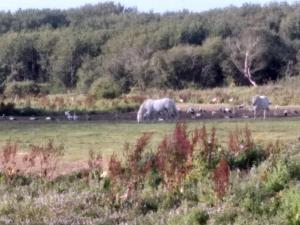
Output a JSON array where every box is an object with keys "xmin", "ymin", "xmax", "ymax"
[
  {"xmin": 155, "ymin": 123, "xmax": 194, "ymax": 189},
  {"xmin": 229, "ymin": 147, "xmax": 267, "ymax": 170},
  {"xmin": 168, "ymin": 208, "xmax": 209, "ymax": 225},
  {"xmin": 0, "ymin": 102, "xmax": 17, "ymax": 115},
  {"xmin": 213, "ymin": 155, "xmax": 230, "ymax": 199},
  {"xmin": 185, "ymin": 209, "xmax": 209, "ymax": 225},
  {"xmin": 288, "ymin": 160, "xmax": 300, "ymax": 181},
  {"xmin": 137, "ymin": 192, "xmax": 160, "ymax": 215},
  {"xmin": 280, "ymin": 187, "xmax": 300, "ymax": 225},
  {"xmin": 4, "ymin": 81, "xmax": 41, "ymax": 97},
  {"xmin": 264, "ymin": 161, "xmax": 290, "ymax": 193},
  {"xmin": 161, "ymin": 191, "xmax": 182, "ymax": 210},
  {"xmin": 87, "ymin": 150, "xmax": 104, "ymax": 184},
  {"xmin": 23, "ymin": 140, "xmax": 64, "ymax": 179},
  {"xmin": 89, "ymin": 76, "xmax": 122, "ymax": 99},
  {"xmin": 214, "ymin": 209, "xmax": 237, "ymax": 225},
  {"xmin": 0, "ymin": 140, "xmax": 19, "ymax": 184},
  {"xmin": 228, "ymin": 126, "xmax": 267, "ymax": 170}
]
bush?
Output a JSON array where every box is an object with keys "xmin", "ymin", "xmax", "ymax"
[
  {"xmin": 264, "ymin": 161, "xmax": 290, "ymax": 193},
  {"xmin": 186, "ymin": 209, "xmax": 209, "ymax": 225},
  {"xmin": 89, "ymin": 76, "xmax": 122, "ymax": 99},
  {"xmin": 138, "ymin": 192, "xmax": 160, "ymax": 215},
  {"xmin": 229, "ymin": 147, "xmax": 267, "ymax": 170},
  {"xmin": 161, "ymin": 191, "xmax": 182, "ymax": 210},
  {"xmin": 214, "ymin": 209, "xmax": 237, "ymax": 225},
  {"xmin": 168, "ymin": 208, "xmax": 209, "ymax": 225},
  {"xmin": 280, "ymin": 187, "xmax": 300, "ymax": 225},
  {"xmin": 4, "ymin": 81, "xmax": 41, "ymax": 97},
  {"xmin": 0, "ymin": 102, "xmax": 17, "ymax": 115}
]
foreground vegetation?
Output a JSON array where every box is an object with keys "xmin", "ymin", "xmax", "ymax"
[{"xmin": 0, "ymin": 123, "xmax": 299, "ymax": 225}]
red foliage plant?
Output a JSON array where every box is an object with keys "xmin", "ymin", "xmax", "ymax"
[
  {"xmin": 192, "ymin": 126, "xmax": 218, "ymax": 165},
  {"xmin": 88, "ymin": 150, "xmax": 103, "ymax": 171},
  {"xmin": 213, "ymin": 154, "xmax": 230, "ymax": 199},
  {"xmin": 0, "ymin": 141, "xmax": 18, "ymax": 182},
  {"xmin": 23, "ymin": 140, "xmax": 64, "ymax": 179},
  {"xmin": 108, "ymin": 132, "xmax": 153, "ymax": 189},
  {"xmin": 228, "ymin": 126, "xmax": 254, "ymax": 156},
  {"xmin": 126, "ymin": 132, "xmax": 153, "ymax": 181},
  {"xmin": 155, "ymin": 123, "xmax": 194, "ymax": 189},
  {"xmin": 108, "ymin": 153, "xmax": 124, "ymax": 185}
]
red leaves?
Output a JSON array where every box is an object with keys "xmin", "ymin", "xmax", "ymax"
[
  {"xmin": 228, "ymin": 126, "xmax": 254, "ymax": 155},
  {"xmin": 213, "ymin": 155, "xmax": 230, "ymax": 199},
  {"xmin": 155, "ymin": 123, "xmax": 194, "ymax": 189}
]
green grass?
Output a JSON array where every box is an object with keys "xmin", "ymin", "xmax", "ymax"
[{"xmin": 0, "ymin": 118, "xmax": 299, "ymax": 161}]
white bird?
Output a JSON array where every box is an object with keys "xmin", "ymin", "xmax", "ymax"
[
  {"xmin": 65, "ymin": 111, "xmax": 73, "ymax": 120},
  {"xmin": 73, "ymin": 112, "xmax": 78, "ymax": 121},
  {"xmin": 187, "ymin": 106, "xmax": 195, "ymax": 115},
  {"xmin": 195, "ymin": 113, "xmax": 202, "ymax": 118}
]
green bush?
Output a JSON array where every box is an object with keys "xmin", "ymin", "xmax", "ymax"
[
  {"xmin": 214, "ymin": 209, "xmax": 237, "ymax": 225},
  {"xmin": 168, "ymin": 208, "xmax": 209, "ymax": 225},
  {"xmin": 0, "ymin": 102, "xmax": 17, "ymax": 115},
  {"xmin": 229, "ymin": 147, "xmax": 267, "ymax": 170},
  {"xmin": 280, "ymin": 187, "xmax": 300, "ymax": 225},
  {"xmin": 265, "ymin": 162, "xmax": 290, "ymax": 193},
  {"xmin": 161, "ymin": 191, "xmax": 182, "ymax": 210},
  {"xmin": 289, "ymin": 161, "xmax": 300, "ymax": 181},
  {"xmin": 89, "ymin": 76, "xmax": 122, "ymax": 99},
  {"xmin": 4, "ymin": 81, "xmax": 41, "ymax": 97},
  {"xmin": 138, "ymin": 192, "xmax": 160, "ymax": 215},
  {"xmin": 186, "ymin": 209, "xmax": 209, "ymax": 225}
]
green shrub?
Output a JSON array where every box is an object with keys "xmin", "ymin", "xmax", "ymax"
[
  {"xmin": 240, "ymin": 186, "xmax": 271, "ymax": 215},
  {"xmin": 4, "ymin": 81, "xmax": 41, "ymax": 97},
  {"xmin": 168, "ymin": 208, "xmax": 209, "ymax": 225},
  {"xmin": 214, "ymin": 209, "xmax": 237, "ymax": 225},
  {"xmin": 89, "ymin": 76, "xmax": 122, "ymax": 99},
  {"xmin": 265, "ymin": 161, "xmax": 290, "ymax": 193},
  {"xmin": 289, "ymin": 161, "xmax": 300, "ymax": 181},
  {"xmin": 161, "ymin": 191, "xmax": 182, "ymax": 210},
  {"xmin": 229, "ymin": 147, "xmax": 267, "ymax": 170},
  {"xmin": 138, "ymin": 192, "xmax": 160, "ymax": 215},
  {"xmin": 186, "ymin": 209, "xmax": 209, "ymax": 225},
  {"xmin": 0, "ymin": 102, "xmax": 17, "ymax": 115},
  {"xmin": 280, "ymin": 187, "xmax": 300, "ymax": 225}
]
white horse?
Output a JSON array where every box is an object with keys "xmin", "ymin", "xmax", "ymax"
[
  {"xmin": 137, "ymin": 98, "xmax": 178, "ymax": 123},
  {"xmin": 252, "ymin": 95, "xmax": 271, "ymax": 120}
]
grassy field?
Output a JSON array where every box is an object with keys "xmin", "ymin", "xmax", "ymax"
[{"xmin": 0, "ymin": 118, "xmax": 299, "ymax": 161}]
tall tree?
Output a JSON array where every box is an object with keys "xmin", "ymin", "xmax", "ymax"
[{"xmin": 226, "ymin": 28, "xmax": 266, "ymax": 86}]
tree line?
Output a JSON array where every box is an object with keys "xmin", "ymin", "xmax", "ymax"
[{"xmin": 0, "ymin": 1, "xmax": 300, "ymax": 97}]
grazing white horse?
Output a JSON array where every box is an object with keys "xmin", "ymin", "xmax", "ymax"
[
  {"xmin": 137, "ymin": 98, "xmax": 178, "ymax": 123},
  {"xmin": 252, "ymin": 95, "xmax": 271, "ymax": 120}
]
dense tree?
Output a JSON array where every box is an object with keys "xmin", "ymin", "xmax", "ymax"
[{"xmin": 0, "ymin": 2, "xmax": 299, "ymax": 94}]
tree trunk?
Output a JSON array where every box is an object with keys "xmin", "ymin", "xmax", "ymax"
[{"xmin": 244, "ymin": 52, "xmax": 257, "ymax": 87}]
